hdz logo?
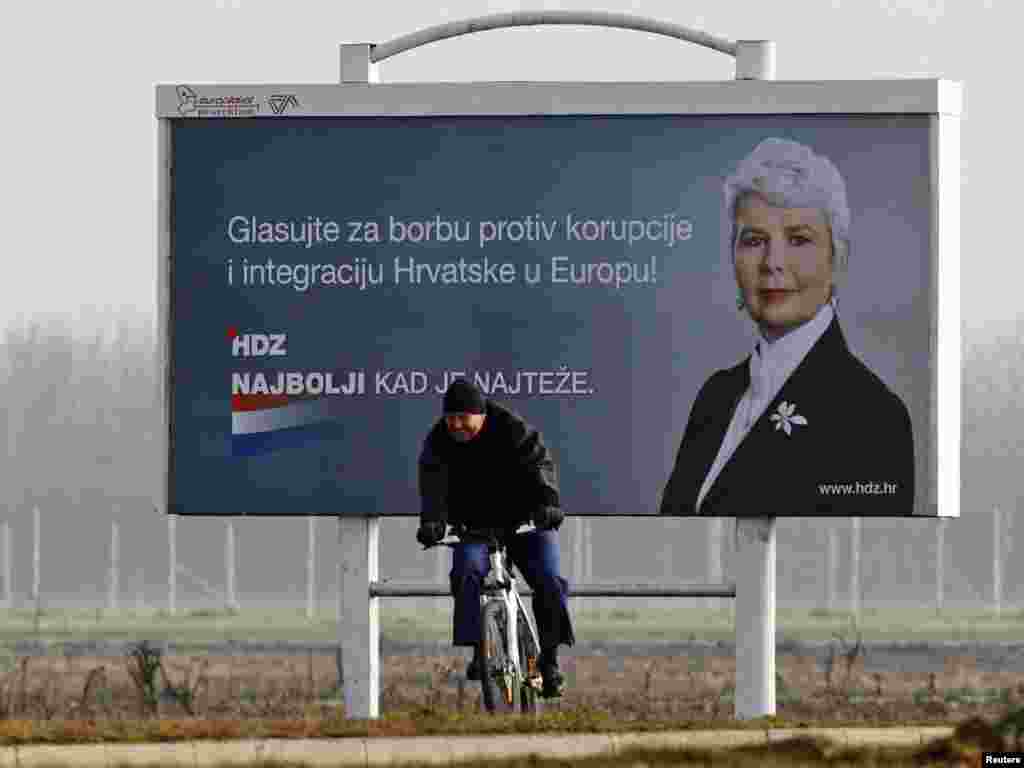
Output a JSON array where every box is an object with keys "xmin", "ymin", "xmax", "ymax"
[{"xmin": 228, "ymin": 327, "xmax": 287, "ymax": 357}]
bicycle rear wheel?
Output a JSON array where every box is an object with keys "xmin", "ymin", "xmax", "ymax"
[
  {"xmin": 517, "ymin": 608, "xmax": 542, "ymax": 714},
  {"xmin": 479, "ymin": 600, "xmax": 519, "ymax": 713}
]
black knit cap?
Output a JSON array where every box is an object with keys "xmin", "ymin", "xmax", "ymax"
[{"xmin": 443, "ymin": 378, "xmax": 486, "ymax": 414}]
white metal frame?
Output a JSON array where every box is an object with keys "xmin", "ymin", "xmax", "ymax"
[
  {"xmin": 154, "ymin": 79, "xmax": 959, "ymax": 119},
  {"xmin": 153, "ymin": 13, "xmax": 962, "ymax": 723},
  {"xmin": 471, "ymin": 529, "xmax": 543, "ymax": 707},
  {"xmin": 369, "ymin": 11, "xmax": 737, "ymax": 61},
  {"xmin": 487, "ymin": 544, "xmax": 528, "ymax": 702}
]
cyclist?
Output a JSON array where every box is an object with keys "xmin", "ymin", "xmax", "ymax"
[{"xmin": 416, "ymin": 377, "xmax": 574, "ymax": 698}]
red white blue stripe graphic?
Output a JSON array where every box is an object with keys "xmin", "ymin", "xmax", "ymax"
[{"xmin": 231, "ymin": 394, "xmax": 342, "ymax": 456}]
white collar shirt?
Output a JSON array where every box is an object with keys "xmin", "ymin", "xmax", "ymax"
[{"xmin": 696, "ymin": 301, "xmax": 835, "ymax": 513}]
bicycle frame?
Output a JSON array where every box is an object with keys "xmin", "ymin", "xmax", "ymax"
[
  {"xmin": 428, "ymin": 524, "xmax": 544, "ymax": 701},
  {"xmin": 481, "ymin": 543, "xmax": 543, "ymax": 694}
]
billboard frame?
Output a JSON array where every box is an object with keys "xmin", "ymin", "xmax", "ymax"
[
  {"xmin": 156, "ymin": 79, "xmax": 960, "ymax": 120},
  {"xmin": 155, "ymin": 77, "xmax": 962, "ymax": 519}
]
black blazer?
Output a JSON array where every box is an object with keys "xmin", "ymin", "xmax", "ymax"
[{"xmin": 659, "ymin": 316, "xmax": 915, "ymax": 517}]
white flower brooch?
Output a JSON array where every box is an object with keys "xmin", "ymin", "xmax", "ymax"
[{"xmin": 769, "ymin": 401, "xmax": 808, "ymax": 436}]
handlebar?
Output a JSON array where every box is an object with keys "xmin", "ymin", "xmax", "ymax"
[{"xmin": 422, "ymin": 522, "xmax": 537, "ymax": 551}]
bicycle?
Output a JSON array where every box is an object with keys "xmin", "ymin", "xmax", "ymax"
[{"xmin": 424, "ymin": 522, "xmax": 545, "ymax": 714}]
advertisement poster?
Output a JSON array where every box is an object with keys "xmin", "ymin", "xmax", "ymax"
[{"xmin": 169, "ymin": 114, "xmax": 933, "ymax": 516}]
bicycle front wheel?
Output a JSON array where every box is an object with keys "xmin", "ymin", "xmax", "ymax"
[{"xmin": 479, "ymin": 600, "xmax": 519, "ymax": 713}]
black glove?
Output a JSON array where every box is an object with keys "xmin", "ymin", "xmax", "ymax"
[
  {"xmin": 532, "ymin": 505, "xmax": 564, "ymax": 531},
  {"xmin": 416, "ymin": 521, "xmax": 446, "ymax": 548}
]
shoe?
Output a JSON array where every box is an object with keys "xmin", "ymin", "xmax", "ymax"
[
  {"xmin": 466, "ymin": 647, "xmax": 482, "ymax": 681},
  {"xmin": 539, "ymin": 659, "xmax": 565, "ymax": 699}
]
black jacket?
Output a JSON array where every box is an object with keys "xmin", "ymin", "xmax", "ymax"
[
  {"xmin": 419, "ymin": 401, "xmax": 560, "ymax": 529},
  {"xmin": 659, "ymin": 316, "xmax": 915, "ymax": 517}
]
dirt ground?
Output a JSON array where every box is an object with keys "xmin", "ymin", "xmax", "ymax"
[{"xmin": 1, "ymin": 648, "xmax": 1021, "ymax": 724}]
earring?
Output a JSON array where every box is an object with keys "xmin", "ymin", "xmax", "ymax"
[{"xmin": 736, "ymin": 292, "xmax": 746, "ymax": 310}]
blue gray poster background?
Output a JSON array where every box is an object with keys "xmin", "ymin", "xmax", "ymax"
[{"xmin": 169, "ymin": 115, "xmax": 933, "ymax": 516}]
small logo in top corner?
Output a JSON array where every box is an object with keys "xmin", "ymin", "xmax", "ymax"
[
  {"xmin": 176, "ymin": 85, "xmax": 198, "ymax": 115},
  {"xmin": 268, "ymin": 94, "xmax": 299, "ymax": 115},
  {"xmin": 174, "ymin": 85, "xmax": 260, "ymax": 117}
]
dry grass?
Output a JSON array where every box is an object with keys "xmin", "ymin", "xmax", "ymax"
[
  {"xmin": 0, "ymin": 643, "xmax": 1016, "ymax": 768},
  {"xmin": 0, "ymin": 648, "xmax": 1019, "ymax": 728},
  {"xmin": 384, "ymin": 651, "xmax": 1024, "ymax": 728}
]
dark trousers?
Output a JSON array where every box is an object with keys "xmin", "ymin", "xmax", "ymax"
[{"xmin": 450, "ymin": 528, "xmax": 574, "ymax": 652}]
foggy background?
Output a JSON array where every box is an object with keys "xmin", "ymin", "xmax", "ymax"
[
  {"xmin": 2, "ymin": 0, "xmax": 1013, "ymax": 613},
  {"xmin": 0, "ymin": 308, "xmax": 1016, "ymax": 612}
]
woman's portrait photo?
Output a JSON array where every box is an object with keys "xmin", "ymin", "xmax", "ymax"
[{"xmin": 659, "ymin": 137, "xmax": 915, "ymax": 517}]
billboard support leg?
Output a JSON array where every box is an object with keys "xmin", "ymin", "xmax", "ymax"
[
  {"xmin": 734, "ymin": 517, "xmax": 775, "ymax": 719},
  {"xmin": 337, "ymin": 516, "xmax": 380, "ymax": 719},
  {"xmin": 335, "ymin": 45, "xmax": 380, "ymax": 721},
  {"xmin": 732, "ymin": 37, "xmax": 776, "ymax": 722}
]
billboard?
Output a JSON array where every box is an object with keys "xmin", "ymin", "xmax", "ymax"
[{"xmin": 156, "ymin": 81, "xmax": 961, "ymax": 517}]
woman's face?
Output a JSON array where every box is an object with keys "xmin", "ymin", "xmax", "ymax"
[{"xmin": 733, "ymin": 193, "xmax": 834, "ymax": 339}]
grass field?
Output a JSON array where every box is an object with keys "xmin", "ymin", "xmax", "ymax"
[
  {"xmin": 0, "ymin": 605, "xmax": 1016, "ymax": 765},
  {"xmin": 1, "ymin": 604, "xmax": 1022, "ymax": 647},
  {"xmin": 0, "ymin": 603, "xmax": 1018, "ymax": 764},
  {"xmin": 0, "ymin": 603, "xmax": 1018, "ymax": 728}
]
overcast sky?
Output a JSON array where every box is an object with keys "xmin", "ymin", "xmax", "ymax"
[{"xmin": 2, "ymin": 0, "xmax": 1009, "ymax": 340}]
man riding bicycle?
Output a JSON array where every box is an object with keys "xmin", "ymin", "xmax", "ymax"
[{"xmin": 416, "ymin": 378, "xmax": 575, "ymax": 698}]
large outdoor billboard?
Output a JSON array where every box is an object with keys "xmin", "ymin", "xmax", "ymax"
[{"xmin": 156, "ymin": 81, "xmax": 960, "ymax": 517}]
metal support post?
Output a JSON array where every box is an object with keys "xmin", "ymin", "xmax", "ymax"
[
  {"xmin": 336, "ymin": 41, "xmax": 382, "ymax": 720},
  {"xmin": 337, "ymin": 516, "xmax": 380, "ymax": 718},
  {"xmin": 734, "ymin": 517, "xmax": 776, "ymax": 718},
  {"xmin": 733, "ymin": 38, "xmax": 776, "ymax": 721}
]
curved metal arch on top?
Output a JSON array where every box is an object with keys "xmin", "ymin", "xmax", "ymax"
[{"xmin": 370, "ymin": 10, "xmax": 738, "ymax": 63}]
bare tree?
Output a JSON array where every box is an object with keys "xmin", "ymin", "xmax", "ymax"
[
  {"xmin": 993, "ymin": 507, "xmax": 1003, "ymax": 618},
  {"xmin": 307, "ymin": 517, "xmax": 316, "ymax": 620},
  {"xmin": 935, "ymin": 518, "xmax": 945, "ymax": 615},
  {"xmin": 826, "ymin": 526, "xmax": 839, "ymax": 613},
  {"xmin": 108, "ymin": 520, "xmax": 120, "ymax": 612},
  {"xmin": 849, "ymin": 518, "xmax": 860, "ymax": 620}
]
